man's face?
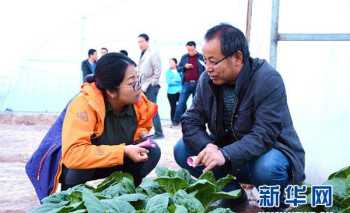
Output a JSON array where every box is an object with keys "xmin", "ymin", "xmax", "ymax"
[
  {"xmin": 100, "ymin": 49, "xmax": 108, "ymax": 57},
  {"xmin": 186, "ymin": 45, "xmax": 196, "ymax": 56},
  {"xmin": 202, "ymin": 38, "xmax": 242, "ymax": 85},
  {"xmin": 90, "ymin": 51, "xmax": 98, "ymax": 61},
  {"xmin": 137, "ymin": 37, "xmax": 148, "ymax": 51}
]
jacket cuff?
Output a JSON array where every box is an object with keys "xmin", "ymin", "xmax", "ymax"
[{"xmin": 110, "ymin": 144, "xmax": 126, "ymax": 166}]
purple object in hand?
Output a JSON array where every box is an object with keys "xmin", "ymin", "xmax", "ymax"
[
  {"xmin": 137, "ymin": 138, "xmax": 156, "ymax": 149},
  {"xmin": 187, "ymin": 156, "xmax": 198, "ymax": 167}
]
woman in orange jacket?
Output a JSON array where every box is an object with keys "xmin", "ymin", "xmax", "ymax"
[{"xmin": 60, "ymin": 53, "xmax": 161, "ymax": 189}]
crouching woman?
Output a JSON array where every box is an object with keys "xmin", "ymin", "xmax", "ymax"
[{"xmin": 26, "ymin": 53, "xmax": 161, "ymax": 200}]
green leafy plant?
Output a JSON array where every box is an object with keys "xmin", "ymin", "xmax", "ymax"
[
  {"xmin": 29, "ymin": 168, "xmax": 241, "ymax": 213},
  {"xmin": 288, "ymin": 165, "xmax": 350, "ymax": 212}
]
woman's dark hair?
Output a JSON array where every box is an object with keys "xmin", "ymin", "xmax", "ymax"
[
  {"xmin": 205, "ymin": 23, "xmax": 250, "ymax": 62},
  {"xmin": 93, "ymin": 52, "xmax": 136, "ymax": 90},
  {"xmin": 119, "ymin": 49, "xmax": 128, "ymax": 56},
  {"xmin": 171, "ymin": 58, "xmax": 177, "ymax": 64}
]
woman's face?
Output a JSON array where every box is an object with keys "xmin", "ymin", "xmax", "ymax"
[
  {"xmin": 169, "ymin": 59, "xmax": 176, "ymax": 69},
  {"xmin": 108, "ymin": 65, "xmax": 142, "ymax": 105}
]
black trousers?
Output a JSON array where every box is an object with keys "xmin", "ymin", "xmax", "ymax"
[
  {"xmin": 167, "ymin": 93, "xmax": 180, "ymax": 123},
  {"xmin": 60, "ymin": 145, "xmax": 161, "ymax": 190}
]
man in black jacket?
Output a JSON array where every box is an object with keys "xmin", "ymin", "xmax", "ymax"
[
  {"xmin": 81, "ymin": 49, "xmax": 97, "ymax": 81},
  {"xmin": 173, "ymin": 23, "xmax": 305, "ymax": 210}
]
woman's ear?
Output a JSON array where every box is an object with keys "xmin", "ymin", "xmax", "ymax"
[{"xmin": 106, "ymin": 89, "xmax": 118, "ymax": 99}]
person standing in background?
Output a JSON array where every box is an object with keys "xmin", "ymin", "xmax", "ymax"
[
  {"xmin": 81, "ymin": 49, "xmax": 97, "ymax": 81},
  {"xmin": 100, "ymin": 47, "xmax": 108, "ymax": 58},
  {"xmin": 137, "ymin": 33, "xmax": 164, "ymax": 139},
  {"xmin": 165, "ymin": 58, "xmax": 182, "ymax": 126},
  {"xmin": 173, "ymin": 41, "xmax": 205, "ymax": 125}
]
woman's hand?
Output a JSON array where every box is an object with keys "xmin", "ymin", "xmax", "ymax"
[{"xmin": 124, "ymin": 145, "xmax": 149, "ymax": 162}]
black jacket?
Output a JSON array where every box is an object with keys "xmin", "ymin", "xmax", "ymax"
[
  {"xmin": 81, "ymin": 59, "xmax": 94, "ymax": 80},
  {"xmin": 181, "ymin": 58, "xmax": 305, "ymax": 184}
]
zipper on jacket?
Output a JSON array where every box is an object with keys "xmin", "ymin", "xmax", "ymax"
[{"xmin": 36, "ymin": 144, "xmax": 57, "ymax": 181}]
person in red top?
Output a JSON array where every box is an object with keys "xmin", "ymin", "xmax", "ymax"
[{"xmin": 173, "ymin": 41, "xmax": 205, "ymax": 125}]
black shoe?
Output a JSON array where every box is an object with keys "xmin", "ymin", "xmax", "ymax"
[{"xmin": 152, "ymin": 134, "xmax": 164, "ymax": 140}]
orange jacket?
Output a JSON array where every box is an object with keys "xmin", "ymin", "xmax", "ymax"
[{"xmin": 61, "ymin": 82, "xmax": 157, "ymax": 169}]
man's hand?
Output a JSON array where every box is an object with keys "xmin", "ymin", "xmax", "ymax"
[
  {"xmin": 194, "ymin": 143, "xmax": 226, "ymax": 172},
  {"xmin": 184, "ymin": 63, "xmax": 194, "ymax": 69},
  {"xmin": 124, "ymin": 145, "xmax": 149, "ymax": 163}
]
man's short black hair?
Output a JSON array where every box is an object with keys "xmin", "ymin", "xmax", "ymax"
[
  {"xmin": 205, "ymin": 23, "xmax": 250, "ymax": 62},
  {"xmin": 101, "ymin": 47, "xmax": 108, "ymax": 52},
  {"xmin": 186, "ymin": 41, "xmax": 196, "ymax": 47},
  {"xmin": 138, "ymin": 33, "xmax": 149, "ymax": 42},
  {"xmin": 88, "ymin": 49, "xmax": 96, "ymax": 56}
]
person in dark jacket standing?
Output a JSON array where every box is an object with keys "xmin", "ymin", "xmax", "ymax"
[
  {"xmin": 173, "ymin": 41, "xmax": 205, "ymax": 125},
  {"xmin": 173, "ymin": 23, "xmax": 305, "ymax": 211},
  {"xmin": 81, "ymin": 49, "xmax": 98, "ymax": 81}
]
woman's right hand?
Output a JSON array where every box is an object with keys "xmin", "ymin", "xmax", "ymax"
[{"xmin": 124, "ymin": 145, "xmax": 149, "ymax": 163}]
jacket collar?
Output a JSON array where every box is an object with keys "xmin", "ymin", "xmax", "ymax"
[{"xmin": 209, "ymin": 57, "xmax": 265, "ymax": 100}]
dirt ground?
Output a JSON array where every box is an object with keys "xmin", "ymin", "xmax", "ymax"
[{"xmin": 0, "ymin": 113, "xmax": 261, "ymax": 213}]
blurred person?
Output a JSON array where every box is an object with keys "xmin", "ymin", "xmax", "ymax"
[
  {"xmin": 81, "ymin": 49, "xmax": 97, "ymax": 81},
  {"xmin": 137, "ymin": 33, "xmax": 164, "ymax": 139},
  {"xmin": 173, "ymin": 41, "xmax": 205, "ymax": 125},
  {"xmin": 165, "ymin": 58, "xmax": 182, "ymax": 126},
  {"xmin": 100, "ymin": 47, "xmax": 109, "ymax": 57}
]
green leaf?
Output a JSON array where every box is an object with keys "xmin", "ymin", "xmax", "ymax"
[
  {"xmin": 342, "ymin": 206, "xmax": 350, "ymax": 213},
  {"xmin": 95, "ymin": 171, "xmax": 134, "ymax": 192},
  {"xmin": 287, "ymin": 204, "xmax": 315, "ymax": 212},
  {"xmin": 173, "ymin": 190, "xmax": 205, "ymax": 213},
  {"xmin": 81, "ymin": 188, "xmax": 106, "ymax": 213},
  {"xmin": 41, "ymin": 192, "xmax": 69, "ymax": 204},
  {"xmin": 324, "ymin": 178, "xmax": 348, "ymax": 201},
  {"xmin": 117, "ymin": 193, "xmax": 147, "ymax": 202},
  {"xmin": 67, "ymin": 210, "xmax": 86, "ymax": 213},
  {"xmin": 210, "ymin": 190, "xmax": 242, "ymax": 202},
  {"xmin": 100, "ymin": 198, "xmax": 136, "ymax": 213},
  {"xmin": 216, "ymin": 175, "xmax": 236, "ymax": 192},
  {"xmin": 185, "ymin": 179, "xmax": 216, "ymax": 207},
  {"xmin": 57, "ymin": 201, "xmax": 84, "ymax": 212},
  {"xmin": 167, "ymin": 204, "xmax": 188, "ymax": 213},
  {"xmin": 155, "ymin": 176, "xmax": 189, "ymax": 194},
  {"xmin": 198, "ymin": 171, "xmax": 216, "ymax": 183},
  {"xmin": 98, "ymin": 177, "xmax": 135, "ymax": 198},
  {"xmin": 207, "ymin": 208, "xmax": 233, "ymax": 213},
  {"xmin": 28, "ymin": 202, "xmax": 70, "ymax": 213},
  {"xmin": 346, "ymin": 175, "xmax": 350, "ymax": 194},
  {"xmin": 328, "ymin": 166, "xmax": 350, "ymax": 179},
  {"xmin": 156, "ymin": 167, "xmax": 177, "ymax": 177},
  {"xmin": 137, "ymin": 178, "xmax": 164, "ymax": 196},
  {"xmin": 340, "ymin": 196, "xmax": 350, "ymax": 208},
  {"xmin": 119, "ymin": 177, "xmax": 136, "ymax": 193},
  {"xmin": 67, "ymin": 191, "xmax": 83, "ymax": 203},
  {"xmin": 176, "ymin": 169, "xmax": 195, "ymax": 184},
  {"xmin": 174, "ymin": 204, "xmax": 189, "ymax": 213},
  {"xmin": 186, "ymin": 179, "xmax": 216, "ymax": 193},
  {"xmin": 145, "ymin": 193, "xmax": 170, "ymax": 213}
]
